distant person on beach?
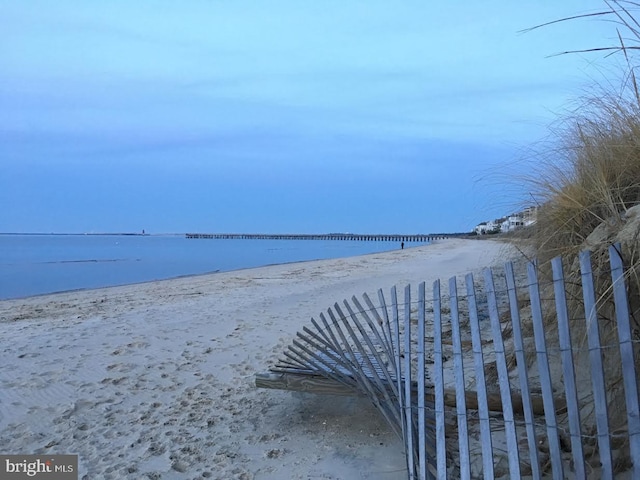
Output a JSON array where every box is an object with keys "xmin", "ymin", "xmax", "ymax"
[{"xmin": 401, "ymin": 242, "xmax": 404, "ymax": 249}]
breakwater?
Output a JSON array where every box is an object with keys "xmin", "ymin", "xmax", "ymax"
[{"xmin": 185, "ymin": 233, "xmax": 452, "ymax": 242}]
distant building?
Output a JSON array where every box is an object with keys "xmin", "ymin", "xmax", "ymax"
[
  {"xmin": 474, "ymin": 220, "xmax": 500, "ymax": 235},
  {"xmin": 501, "ymin": 214, "xmax": 524, "ymax": 233},
  {"xmin": 474, "ymin": 206, "xmax": 537, "ymax": 235},
  {"xmin": 522, "ymin": 206, "xmax": 538, "ymax": 227}
]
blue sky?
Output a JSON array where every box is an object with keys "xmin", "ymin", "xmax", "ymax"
[{"xmin": 0, "ymin": 1, "xmax": 619, "ymax": 233}]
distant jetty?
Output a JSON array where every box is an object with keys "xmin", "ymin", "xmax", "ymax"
[{"xmin": 185, "ymin": 233, "xmax": 458, "ymax": 242}]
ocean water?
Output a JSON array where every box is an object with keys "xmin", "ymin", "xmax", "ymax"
[{"xmin": 0, "ymin": 234, "xmax": 424, "ymax": 300}]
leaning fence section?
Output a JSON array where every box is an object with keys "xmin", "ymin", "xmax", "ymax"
[{"xmin": 261, "ymin": 243, "xmax": 640, "ymax": 479}]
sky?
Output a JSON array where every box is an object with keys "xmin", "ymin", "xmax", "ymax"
[{"xmin": 0, "ymin": 0, "xmax": 623, "ymax": 234}]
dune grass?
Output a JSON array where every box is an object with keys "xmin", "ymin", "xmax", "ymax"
[
  {"xmin": 512, "ymin": 3, "xmax": 640, "ymax": 469},
  {"xmin": 527, "ymin": 94, "xmax": 640, "ymax": 261},
  {"xmin": 515, "ymin": 1, "xmax": 640, "ymax": 264},
  {"xmin": 518, "ymin": 1, "xmax": 640, "ymax": 258}
]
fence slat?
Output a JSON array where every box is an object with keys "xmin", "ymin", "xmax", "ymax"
[
  {"xmin": 404, "ymin": 285, "xmax": 416, "ymax": 479},
  {"xmin": 349, "ymin": 296, "xmax": 401, "ymax": 400},
  {"xmin": 317, "ymin": 312, "xmax": 350, "ymax": 363},
  {"xmin": 324, "ymin": 308, "xmax": 386, "ymax": 412},
  {"xmin": 449, "ymin": 276, "xmax": 470, "ymax": 480},
  {"xmin": 335, "ymin": 301, "xmax": 402, "ymax": 429},
  {"xmin": 362, "ymin": 291, "xmax": 395, "ymax": 366},
  {"xmin": 465, "ymin": 273, "xmax": 494, "ymax": 478},
  {"xmin": 417, "ymin": 282, "xmax": 428, "ymax": 479},
  {"xmin": 484, "ymin": 267, "xmax": 521, "ymax": 478},
  {"xmin": 284, "ymin": 339, "xmax": 363, "ymax": 394},
  {"xmin": 579, "ymin": 250, "xmax": 613, "ymax": 479},
  {"xmin": 609, "ymin": 243, "xmax": 640, "ymax": 478},
  {"xmin": 528, "ymin": 261, "xmax": 565, "ymax": 480},
  {"xmin": 432, "ymin": 279, "xmax": 447, "ymax": 480},
  {"xmin": 504, "ymin": 261, "xmax": 540, "ymax": 478},
  {"xmin": 370, "ymin": 290, "xmax": 398, "ymax": 375},
  {"xmin": 391, "ymin": 286, "xmax": 413, "ymax": 478},
  {"xmin": 289, "ymin": 329, "xmax": 355, "ymax": 384},
  {"xmin": 551, "ymin": 256, "xmax": 585, "ymax": 478},
  {"xmin": 261, "ymin": 246, "xmax": 640, "ymax": 480},
  {"xmin": 309, "ymin": 316, "xmax": 339, "ymax": 350}
]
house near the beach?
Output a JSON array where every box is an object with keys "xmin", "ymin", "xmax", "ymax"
[
  {"xmin": 474, "ymin": 220, "xmax": 500, "ymax": 235},
  {"xmin": 500, "ymin": 214, "xmax": 524, "ymax": 232},
  {"xmin": 475, "ymin": 206, "xmax": 538, "ymax": 235},
  {"xmin": 522, "ymin": 206, "xmax": 538, "ymax": 226}
]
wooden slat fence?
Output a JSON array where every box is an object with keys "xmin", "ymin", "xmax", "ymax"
[{"xmin": 256, "ymin": 244, "xmax": 640, "ymax": 479}]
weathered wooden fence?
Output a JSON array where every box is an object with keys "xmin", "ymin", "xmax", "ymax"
[{"xmin": 256, "ymin": 244, "xmax": 640, "ymax": 479}]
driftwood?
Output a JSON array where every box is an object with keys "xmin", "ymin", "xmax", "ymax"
[{"xmin": 255, "ymin": 371, "xmax": 566, "ymax": 416}]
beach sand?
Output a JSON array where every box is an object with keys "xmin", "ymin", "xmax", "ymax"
[{"xmin": 0, "ymin": 238, "xmax": 516, "ymax": 480}]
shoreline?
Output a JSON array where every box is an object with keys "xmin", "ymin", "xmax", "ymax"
[
  {"xmin": 0, "ymin": 243, "xmax": 412, "ymax": 302},
  {"xmin": 0, "ymin": 234, "xmax": 436, "ymax": 302},
  {"xmin": 0, "ymin": 238, "xmax": 518, "ymax": 479},
  {"xmin": 0, "ymin": 240, "xmax": 437, "ymax": 303}
]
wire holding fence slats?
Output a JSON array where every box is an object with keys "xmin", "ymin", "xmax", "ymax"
[{"xmin": 261, "ymin": 246, "xmax": 640, "ymax": 480}]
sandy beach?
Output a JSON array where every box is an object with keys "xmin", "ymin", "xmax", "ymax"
[{"xmin": 0, "ymin": 238, "xmax": 516, "ymax": 480}]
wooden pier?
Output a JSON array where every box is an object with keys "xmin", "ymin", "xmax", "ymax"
[{"xmin": 185, "ymin": 233, "xmax": 452, "ymax": 242}]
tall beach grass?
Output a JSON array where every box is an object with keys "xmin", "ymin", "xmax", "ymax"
[
  {"xmin": 516, "ymin": 0, "xmax": 640, "ymax": 254},
  {"xmin": 527, "ymin": 93, "xmax": 640, "ymax": 261},
  {"xmin": 514, "ymin": 2, "xmax": 640, "ymax": 470}
]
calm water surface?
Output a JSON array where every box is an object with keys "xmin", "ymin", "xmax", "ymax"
[{"xmin": 0, "ymin": 234, "xmax": 423, "ymax": 300}]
